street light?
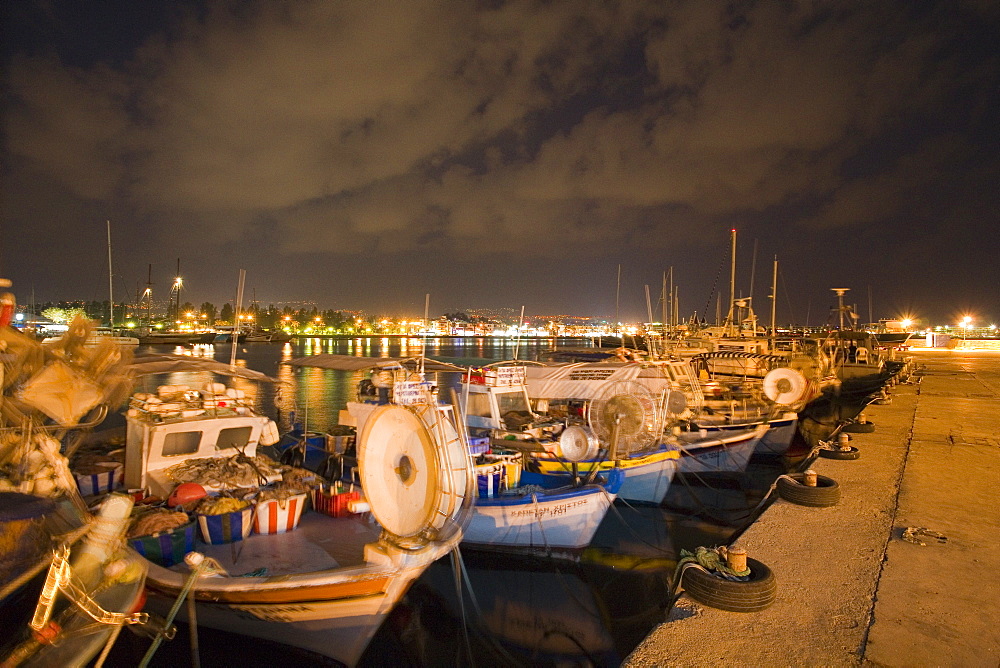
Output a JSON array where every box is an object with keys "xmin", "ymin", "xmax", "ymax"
[{"xmin": 961, "ymin": 316, "xmax": 972, "ymax": 347}]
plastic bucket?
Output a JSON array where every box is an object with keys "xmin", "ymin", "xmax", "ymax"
[
  {"xmin": 130, "ymin": 519, "xmax": 197, "ymax": 567},
  {"xmin": 254, "ymin": 493, "xmax": 307, "ymax": 534},
  {"xmin": 196, "ymin": 507, "xmax": 253, "ymax": 544},
  {"xmin": 74, "ymin": 463, "xmax": 123, "ymax": 496}
]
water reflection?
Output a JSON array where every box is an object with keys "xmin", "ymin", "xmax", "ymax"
[{"xmin": 363, "ymin": 551, "xmax": 672, "ymax": 667}]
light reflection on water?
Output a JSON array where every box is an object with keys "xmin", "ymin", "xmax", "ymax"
[
  {"xmin": 128, "ymin": 336, "xmax": 785, "ymax": 668},
  {"xmin": 136, "ymin": 337, "xmax": 569, "ymax": 434}
]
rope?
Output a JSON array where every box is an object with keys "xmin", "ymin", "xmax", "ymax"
[
  {"xmin": 702, "ymin": 249, "xmax": 727, "ymax": 323},
  {"xmin": 139, "ymin": 555, "xmax": 212, "ymax": 668}
]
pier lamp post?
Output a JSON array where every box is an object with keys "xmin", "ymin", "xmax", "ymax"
[{"xmin": 961, "ymin": 316, "xmax": 972, "ymax": 347}]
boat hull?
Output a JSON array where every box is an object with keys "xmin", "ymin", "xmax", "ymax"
[
  {"xmin": 674, "ymin": 424, "xmax": 768, "ymax": 474},
  {"xmin": 142, "ymin": 535, "xmax": 457, "ymax": 666},
  {"xmin": 532, "ymin": 449, "xmax": 678, "ymax": 505},
  {"xmin": 462, "ymin": 470, "xmax": 622, "ymax": 550},
  {"xmin": 696, "ymin": 416, "xmax": 798, "ymax": 457}
]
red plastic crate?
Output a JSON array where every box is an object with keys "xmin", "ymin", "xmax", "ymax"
[{"xmin": 311, "ymin": 487, "xmax": 361, "ymax": 518}]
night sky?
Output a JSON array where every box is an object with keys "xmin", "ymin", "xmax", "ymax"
[{"xmin": 2, "ymin": 1, "xmax": 998, "ymax": 326}]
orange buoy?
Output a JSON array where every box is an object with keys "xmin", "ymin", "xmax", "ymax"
[{"xmin": 168, "ymin": 482, "xmax": 207, "ymax": 508}]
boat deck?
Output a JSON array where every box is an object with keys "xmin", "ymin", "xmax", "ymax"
[{"xmin": 183, "ymin": 511, "xmax": 382, "ymax": 576}]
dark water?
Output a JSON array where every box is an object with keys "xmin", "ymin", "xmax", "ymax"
[{"xmin": 111, "ymin": 337, "xmax": 788, "ymax": 667}]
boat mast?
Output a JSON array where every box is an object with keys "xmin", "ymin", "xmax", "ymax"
[
  {"xmin": 769, "ymin": 255, "xmax": 778, "ymax": 336},
  {"xmin": 661, "ymin": 271, "xmax": 667, "ymax": 342},
  {"xmin": 512, "ymin": 304, "xmax": 525, "ymax": 361},
  {"xmin": 644, "ymin": 285, "xmax": 654, "ymax": 356},
  {"xmin": 726, "ymin": 228, "xmax": 737, "ymax": 336},
  {"xmin": 832, "ymin": 288, "xmax": 850, "ymax": 331},
  {"xmin": 143, "ymin": 265, "xmax": 153, "ymax": 331},
  {"xmin": 420, "ymin": 293, "xmax": 430, "ymax": 375},
  {"xmin": 230, "ymin": 269, "xmax": 246, "ymax": 367},
  {"xmin": 106, "ymin": 220, "xmax": 114, "ymax": 329},
  {"xmin": 669, "ymin": 266, "xmax": 674, "ymax": 330},
  {"xmin": 615, "ymin": 264, "xmax": 621, "ymax": 338}
]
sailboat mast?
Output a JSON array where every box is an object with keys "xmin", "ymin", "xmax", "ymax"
[
  {"xmin": 106, "ymin": 221, "xmax": 114, "ymax": 329},
  {"xmin": 727, "ymin": 228, "xmax": 737, "ymax": 335},
  {"xmin": 770, "ymin": 256, "xmax": 778, "ymax": 336},
  {"xmin": 669, "ymin": 267, "xmax": 674, "ymax": 329},
  {"xmin": 661, "ymin": 271, "xmax": 668, "ymax": 340},
  {"xmin": 513, "ymin": 304, "xmax": 525, "ymax": 361},
  {"xmin": 230, "ymin": 269, "xmax": 246, "ymax": 367},
  {"xmin": 615, "ymin": 264, "xmax": 621, "ymax": 336}
]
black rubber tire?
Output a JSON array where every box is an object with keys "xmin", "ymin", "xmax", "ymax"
[
  {"xmin": 776, "ymin": 473, "xmax": 840, "ymax": 507},
  {"xmin": 842, "ymin": 421, "xmax": 875, "ymax": 434},
  {"xmin": 681, "ymin": 558, "xmax": 777, "ymax": 612},
  {"xmin": 819, "ymin": 446, "xmax": 861, "ymax": 460}
]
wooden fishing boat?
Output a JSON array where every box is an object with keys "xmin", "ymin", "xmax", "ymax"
[
  {"xmin": 100, "ymin": 386, "xmax": 473, "ymax": 666},
  {"xmin": 53, "ymin": 347, "xmax": 475, "ymax": 666},
  {"xmin": 285, "ymin": 355, "xmax": 625, "ymax": 553}
]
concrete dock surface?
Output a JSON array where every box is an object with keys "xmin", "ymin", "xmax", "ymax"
[{"xmin": 624, "ymin": 349, "xmax": 1000, "ymax": 667}]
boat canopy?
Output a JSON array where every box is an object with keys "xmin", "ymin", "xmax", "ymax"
[
  {"xmin": 284, "ymin": 353, "xmax": 467, "ymax": 373},
  {"xmin": 523, "ymin": 362, "xmax": 675, "ymax": 400},
  {"xmin": 128, "ymin": 354, "xmax": 277, "ymax": 382}
]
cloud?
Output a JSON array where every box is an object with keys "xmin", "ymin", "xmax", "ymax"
[{"xmin": 4, "ymin": 0, "xmax": 998, "ymax": 319}]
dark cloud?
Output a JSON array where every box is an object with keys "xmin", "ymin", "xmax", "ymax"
[{"xmin": 2, "ymin": 0, "xmax": 998, "ymax": 323}]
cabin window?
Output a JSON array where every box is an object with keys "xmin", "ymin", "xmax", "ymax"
[
  {"xmin": 216, "ymin": 426, "xmax": 253, "ymax": 451},
  {"xmin": 496, "ymin": 391, "xmax": 531, "ymax": 415},
  {"xmin": 162, "ymin": 431, "xmax": 202, "ymax": 456},
  {"xmin": 466, "ymin": 393, "xmax": 492, "ymax": 419}
]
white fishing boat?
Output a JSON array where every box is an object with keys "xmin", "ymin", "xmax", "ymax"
[
  {"xmin": 68, "ymin": 355, "xmax": 475, "ymax": 666},
  {"xmin": 284, "ymin": 355, "xmax": 623, "ymax": 552},
  {"xmin": 520, "ymin": 360, "xmax": 769, "ymax": 478}
]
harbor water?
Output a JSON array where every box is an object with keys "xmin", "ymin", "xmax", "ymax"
[{"xmin": 108, "ymin": 337, "xmax": 790, "ymax": 667}]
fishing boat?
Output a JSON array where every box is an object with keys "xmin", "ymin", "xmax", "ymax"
[
  {"xmin": 65, "ymin": 353, "xmax": 475, "ymax": 666},
  {"xmin": 284, "ymin": 354, "xmax": 624, "ymax": 552},
  {"xmin": 455, "ymin": 363, "xmax": 623, "ymax": 551},
  {"xmin": 520, "ymin": 360, "xmax": 770, "ymax": 478}
]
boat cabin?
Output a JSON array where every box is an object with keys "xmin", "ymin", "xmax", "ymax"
[{"xmin": 123, "ymin": 383, "xmax": 280, "ymax": 498}]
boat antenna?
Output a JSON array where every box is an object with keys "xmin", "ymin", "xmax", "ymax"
[
  {"xmin": 512, "ymin": 305, "xmax": 525, "ymax": 361},
  {"xmin": 230, "ymin": 269, "xmax": 246, "ymax": 368},
  {"xmin": 106, "ymin": 220, "xmax": 114, "ymax": 330}
]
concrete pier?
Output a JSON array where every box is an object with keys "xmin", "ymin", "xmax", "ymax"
[{"xmin": 624, "ymin": 350, "xmax": 1000, "ymax": 667}]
